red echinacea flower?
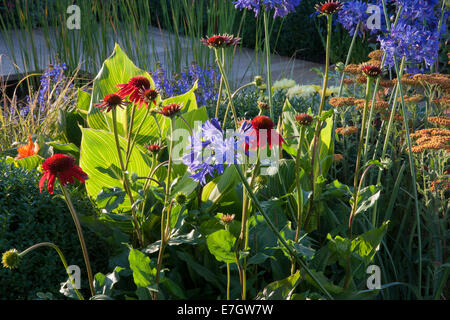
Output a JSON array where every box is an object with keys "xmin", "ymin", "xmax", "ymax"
[
  {"xmin": 116, "ymin": 76, "xmax": 152, "ymax": 108},
  {"xmin": 95, "ymin": 93, "xmax": 129, "ymax": 112},
  {"xmin": 16, "ymin": 135, "xmax": 39, "ymax": 160},
  {"xmin": 39, "ymin": 154, "xmax": 88, "ymax": 194},
  {"xmin": 360, "ymin": 63, "xmax": 382, "ymax": 78},
  {"xmin": 248, "ymin": 116, "xmax": 284, "ymax": 150},
  {"xmin": 315, "ymin": 1, "xmax": 342, "ymax": 15},
  {"xmin": 201, "ymin": 34, "xmax": 241, "ymax": 49},
  {"xmin": 155, "ymin": 104, "xmax": 183, "ymax": 118}
]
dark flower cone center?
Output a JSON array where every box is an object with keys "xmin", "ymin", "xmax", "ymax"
[
  {"xmin": 129, "ymin": 76, "xmax": 151, "ymax": 90},
  {"xmin": 251, "ymin": 116, "xmax": 275, "ymax": 130},
  {"xmin": 104, "ymin": 94, "xmax": 124, "ymax": 106},
  {"xmin": 43, "ymin": 154, "xmax": 75, "ymax": 173}
]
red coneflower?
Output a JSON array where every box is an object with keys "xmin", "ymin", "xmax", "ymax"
[
  {"xmin": 116, "ymin": 76, "xmax": 152, "ymax": 108},
  {"xmin": 16, "ymin": 135, "xmax": 39, "ymax": 160},
  {"xmin": 249, "ymin": 115, "xmax": 284, "ymax": 150},
  {"xmin": 155, "ymin": 104, "xmax": 183, "ymax": 118},
  {"xmin": 315, "ymin": 1, "xmax": 343, "ymax": 15},
  {"xmin": 39, "ymin": 154, "xmax": 88, "ymax": 194},
  {"xmin": 295, "ymin": 113, "xmax": 314, "ymax": 126},
  {"xmin": 360, "ymin": 63, "xmax": 382, "ymax": 78},
  {"xmin": 146, "ymin": 144, "xmax": 162, "ymax": 154},
  {"xmin": 95, "ymin": 93, "xmax": 129, "ymax": 112},
  {"xmin": 143, "ymin": 88, "xmax": 159, "ymax": 107},
  {"xmin": 201, "ymin": 34, "xmax": 241, "ymax": 49}
]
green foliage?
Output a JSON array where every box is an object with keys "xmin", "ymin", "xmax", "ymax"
[{"xmin": 0, "ymin": 160, "xmax": 113, "ymax": 300}]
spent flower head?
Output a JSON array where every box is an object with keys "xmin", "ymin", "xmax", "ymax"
[
  {"xmin": 201, "ymin": 34, "xmax": 241, "ymax": 49},
  {"xmin": 2, "ymin": 249, "xmax": 20, "ymax": 269}
]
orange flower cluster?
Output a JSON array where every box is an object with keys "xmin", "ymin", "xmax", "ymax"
[
  {"xmin": 410, "ymin": 128, "xmax": 450, "ymax": 153},
  {"xmin": 412, "ymin": 73, "xmax": 450, "ymax": 91},
  {"xmin": 428, "ymin": 116, "xmax": 450, "ymax": 127},
  {"xmin": 344, "ymin": 64, "xmax": 361, "ymax": 75},
  {"xmin": 393, "ymin": 74, "xmax": 421, "ymax": 87},
  {"xmin": 336, "ymin": 126, "xmax": 358, "ymax": 136},
  {"xmin": 433, "ymin": 96, "xmax": 450, "ymax": 106},
  {"xmin": 381, "ymin": 111, "xmax": 404, "ymax": 122},
  {"xmin": 368, "ymin": 50, "xmax": 384, "ymax": 61},
  {"xmin": 356, "ymin": 100, "xmax": 389, "ymax": 111},
  {"xmin": 430, "ymin": 179, "xmax": 450, "ymax": 193},
  {"xmin": 379, "ymin": 79, "xmax": 396, "ymax": 88},
  {"xmin": 398, "ymin": 94, "xmax": 424, "ymax": 104},
  {"xmin": 329, "ymin": 97, "xmax": 358, "ymax": 107},
  {"xmin": 333, "ymin": 154, "xmax": 344, "ymax": 162},
  {"xmin": 344, "ymin": 78, "xmax": 355, "ymax": 85}
]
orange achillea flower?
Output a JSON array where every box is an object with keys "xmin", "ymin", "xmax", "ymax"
[
  {"xmin": 333, "ymin": 154, "xmax": 344, "ymax": 162},
  {"xmin": 344, "ymin": 78, "xmax": 355, "ymax": 85},
  {"xmin": 357, "ymin": 75, "xmax": 368, "ymax": 84},
  {"xmin": 368, "ymin": 50, "xmax": 384, "ymax": 61},
  {"xmin": 433, "ymin": 96, "xmax": 450, "ymax": 106},
  {"xmin": 428, "ymin": 116, "xmax": 450, "ymax": 127},
  {"xmin": 430, "ymin": 180, "xmax": 450, "ymax": 193},
  {"xmin": 329, "ymin": 97, "xmax": 357, "ymax": 107},
  {"xmin": 393, "ymin": 74, "xmax": 421, "ymax": 87},
  {"xmin": 16, "ymin": 135, "xmax": 39, "ymax": 160},
  {"xmin": 412, "ymin": 73, "xmax": 450, "ymax": 91},
  {"xmin": 344, "ymin": 64, "xmax": 361, "ymax": 75},
  {"xmin": 398, "ymin": 94, "xmax": 424, "ymax": 104},
  {"xmin": 356, "ymin": 100, "xmax": 389, "ymax": 111},
  {"xmin": 336, "ymin": 126, "xmax": 358, "ymax": 136},
  {"xmin": 410, "ymin": 128, "xmax": 450, "ymax": 153},
  {"xmin": 379, "ymin": 79, "xmax": 395, "ymax": 88}
]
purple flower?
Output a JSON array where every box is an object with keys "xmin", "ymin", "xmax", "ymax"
[
  {"xmin": 234, "ymin": 0, "xmax": 302, "ymax": 19},
  {"xmin": 183, "ymin": 118, "xmax": 252, "ymax": 185}
]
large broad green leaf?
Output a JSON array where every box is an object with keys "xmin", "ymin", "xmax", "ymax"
[
  {"xmin": 256, "ymin": 271, "xmax": 302, "ymax": 300},
  {"xmin": 317, "ymin": 111, "xmax": 334, "ymax": 177},
  {"xmin": 206, "ymin": 230, "xmax": 237, "ymax": 264},
  {"xmin": 201, "ymin": 166, "xmax": 240, "ymax": 207},
  {"xmin": 79, "ymin": 128, "xmax": 151, "ymax": 211},
  {"xmin": 281, "ymin": 99, "xmax": 300, "ymax": 157},
  {"xmin": 6, "ymin": 155, "xmax": 44, "ymax": 170},
  {"xmin": 128, "ymin": 249, "xmax": 157, "ymax": 289}
]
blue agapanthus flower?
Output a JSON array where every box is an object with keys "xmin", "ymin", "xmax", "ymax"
[
  {"xmin": 234, "ymin": 0, "xmax": 302, "ymax": 18},
  {"xmin": 337, "ymin": 1, "xmax": 370, "ymax": 36},
  {"xmin": 183, "ymin": 118, "xmax": 253, "ymax": 185},
  {"xmin": 378, "ymin": 21, "xmax": 440, "ymax": 68}
]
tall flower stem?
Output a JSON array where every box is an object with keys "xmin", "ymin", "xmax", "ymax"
[
  {"xmin": 292, "ymin": 126, "xmax": 306, "ymax": 275},
  {"xmin": 112, "ymin": 109, "xmax": 143, "ymax": 247},
  {"xmin": 154, "ymin": 117, "xmax": 176, "ymax": 300},
  {"xmin": 338, "ymin": 21, "xmax": 361, "ymax": 97},
  {"xmin": 307, "ymin": 13, "xmax": 333, "ymax": 230},
  {"xmin": 215, "ymin": 48, "xmax": 226, "ymax": 118},
  {"xmin": 349, "ymin": 76, "xmax": 374, "ymax": 238},
  {"xmin": 263, "ymin": 10, "xmax": 274, "ymax": 120},
  {"xmin": 61, "ymin": 185, "xmax": 95, "ymax": 297},
  {"xmin": 19, "ymin": 242, "xmax": 84, "ymax": 300},
  {"xmin": 234, "ymin": 165, "xmax": 333, "ymax": 300},
  {"xmin": 125, "ymin": 106, "xmax": 151, "ymax": 170},
  {"xmin": 215, "ymin": 48, "xmax": 239, "ymax": 129}
]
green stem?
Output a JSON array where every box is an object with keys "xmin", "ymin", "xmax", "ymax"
[
  {"xmin": 215, "ymin": 48, "xmax": 238, "ymax": 129},
  {"xmin": 263, "ymin": 10, "xmax": 274, "ymax": 120},
  {"xmin": 125, "ymin": 105, "xmax": 151, "ymax": 170},
  {"xmin": 61, "ymin": 186, "xmax": 95, "ymax": 297},
  {"xmin": 349, "ymin": 77, "xmax": 374, "ymax": 238},
  {"xmin": 338, "ymin": 21, "xmax": 361, "ymax": 97},
  {"xmin": 20, "ymin": 242, "xmax": 84, "ymax": 300},
  {"xmin": 234, "ymin": 165, "xmax": 334, "ymax": 300}
]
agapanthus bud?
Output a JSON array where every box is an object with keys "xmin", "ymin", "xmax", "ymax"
[{"xmin": 2, "ymin": 249, "xmax": 20, "ymax": 269}]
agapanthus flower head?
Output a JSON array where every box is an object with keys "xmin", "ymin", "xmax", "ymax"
[
  {"xmin": 360, "ymin": 63, "xmax": 382, "ymax": 78},
  {"xmin": 295, "ymin": 113, "xmax": 314, "ymax": 126},
  {"xmin": 39, "ymin": 154, "xmax": 88, "ymax": 194},
  {"xmin": 95, "ymin": 93, "xmax": 129, "ymax": 112},
  {"xmin": 146, "ymin": 144, "xmax": 162, "ymax": 154},
  {"xmin": 2, "ymin": 249, "xmax": 20, "ymax": 269},
  {"xmin": 117, "ymin": 76, "xmax": 152, "ymax": 108},
  {"xmin": 315, "ymin": 1, "xmax": 342, "ymax": 15},
  {"xmin": 234, "ymin": 0, "xmax": 302, "ymax": 19},
  {"xmin": 183, "ymin": 118, "xmax": 250, "ymax": 185},
  {"xmin": 16, "ymin": 135, "xmax": 39, "ymax": 160},
  {"xmin": 201, "ymin": 34, "xmax": 241, "ymax": 49},
  {"xmin": 157, "ymin": 104, "xmax": 183, "ymax": 118}
]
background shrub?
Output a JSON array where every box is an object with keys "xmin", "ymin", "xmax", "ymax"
[{"xmin": 0, "ymin": 160, "xmax": 113, "ymax": 300}]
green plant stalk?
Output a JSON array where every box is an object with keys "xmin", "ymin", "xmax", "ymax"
[
  {"xmin": 215, "ymin": 48, "xmax": 239, "ymax": 129},
  {"xmin": 19, "ymin": 242, "xmax": 84, "ymax": 300},
  {"xmin": 431, "ymin": 0, "xmax": 447, "ymax": 73},
  {"xmin": 349, "ymin": 76, "xmax": 374, "ymax": 238},
  {"xmin": 125, "ymin": 105, "xmax": 152, "ymax": 170},
  {"xmin": 112, "ymin": 109, "xmax": 143, "ymax": 247},
  {"xmin": 362, "ymin": 54, "xmax": 388, "ymax": 168},
  {"xmin": 263, "ymin": 10, "xmax": 274, "ymax": 119},
  {"xmin": 215, "ymin": 49, "xmax": 225, "ymax": 118},
  {"xmin": 307, "ymin": 14, "xmax": 333, "ymax": 231},
  {"xmin": 234, "ymin": 165, "xmax": 333, "ymax": 300},
  {"xmin": 393, "ymin": 56, "xmax": 423, "ymax": 298},
  {"xmin": 338, "ymin": 21, "xmax": 361, "ymax": 97},
  {"xmin": 154, "ymin": 117, "xmax": 176, "ymax": 300},
  {"xmin": 61, "ymin": 185, "xmax": 95, "ymax": 297}
]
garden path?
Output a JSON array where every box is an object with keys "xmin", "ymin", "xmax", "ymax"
[{"xmin": 0, "ymin": 26, "xmax": 324, "ymax": 86}]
